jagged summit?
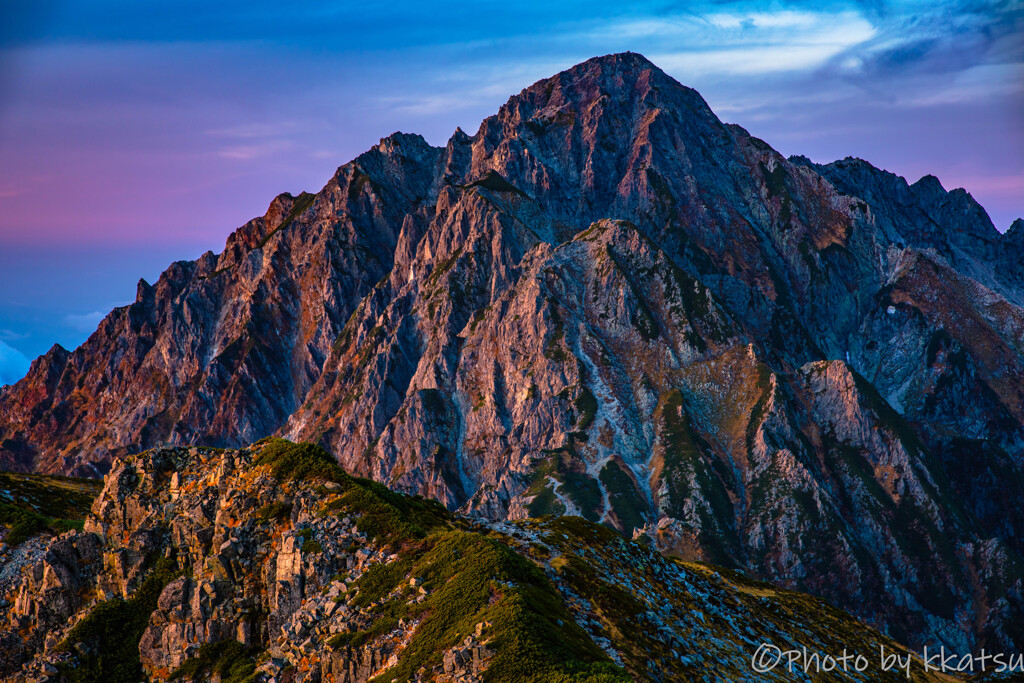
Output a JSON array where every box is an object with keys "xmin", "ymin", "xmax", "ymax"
[
  {"xmin": 2, "ymin": 54, "xmax": 1024, "ymax": 653},
  {"xmin": 577, "ymin": 50, "xmax": 659, "ymax": 70},
  {"xmin": 495, "ymin": 50, "xmax": 712, "ymax": 131},
  {"xmin": 506, "ymin": 52, "xmax": 664, "ymax": 100},
  {"xmin": 530, "ymin": 51, "xmax": 697, "ymax": 99},
  {"xmin": 911, "ymin": 173, "xmax": 946, "ymax": 197},
  {"xmin": 1007, "ymin": 216, "xmax": 1024, "ymax": 241}
]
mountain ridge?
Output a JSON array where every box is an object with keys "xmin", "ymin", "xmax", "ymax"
[{"xmin": 2, "ymin": 52, "xmax": 1023, "ymax": 653}]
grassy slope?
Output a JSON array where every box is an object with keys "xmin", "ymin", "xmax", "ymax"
[
  {"xmin": 255, "ymin": 441, "xmax": 955, "ymax": 682},
  {"xmin": 260, "ymin": 439, "xmax": 626, "ymax": 682},
  {"xmin": 0, "ymin": 471, "xmax": 103, "ymax": 546}
]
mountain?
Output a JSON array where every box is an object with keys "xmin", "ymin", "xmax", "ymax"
[
  {"xmin": 0, "ymin": 441, "xmax": 955, "ymax": 682},
  {"xmin": 2, "ymin": 52, "xmax": 1024, "ymax": 654}
]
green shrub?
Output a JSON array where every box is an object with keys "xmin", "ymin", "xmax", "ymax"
[
  {"xmin": 0, "ymin": 502, "xmax": 50, "ymax": 546},
  {"xmin": 328, "ymin": 631, "xmax": 357, "ymax": 649},
  {"xmin": 599, "ymin": 462, "xmax": 647, "ymax": 536},
  {"xmin": 254, "ymin": 501, "xmax": 292, "ymax": 522},
  {"xmin": 631, "ymin": 299, "xmax": 659, "ymax": 341},
  {"xmin": 56, "ymin": 556, "xmax": 183, "ymax": 681},
  {"xmin": 465, "ymin": 170, "xmax": 529, "ymax": 197},
  {"xmin": 544, "ymin": 304, "xmax": 568, "ymax": 362},
  {"xmin": 523, "ymin": 450, "xmax": 602, "ymax": 522},
  {"xmin": 321, "ymin": 477, "xmax": 451, "ymax": 547},
  {"xmin": 170, "ymin": 639, "xmax": 258, "ymax": 683},
  {"xmin": 0, "ymin": 498, "xmax": 89, "ymax": 547},
  {"xmin": 527, "ymin": 485, "xmax": 566, "ymax": 518},
  {"xmin": 574, "ymin": 387, "xmax": 598, "ymax": 431},
  {"xmin": 328, "ymin": 609, "xmax": 402, "ymax": 651},
  {"xmin": 255, "ymin": 439, "xmax": 346, "ymax": 483},
  {"xmin": 365, "ymin": 530, "xmax": 630, "ymax": 683},
  {"xmin": 352, "ymin": 555, "xmax": 415, "ymax": 607},
  {"xmin": 0, "ymin": 471, "xmax": 102, "ymax": 521}
]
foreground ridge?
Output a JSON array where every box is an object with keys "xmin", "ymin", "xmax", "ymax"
[{"xmin": 1, "ymin": 441, "xmax": 954, "ymax": 682}]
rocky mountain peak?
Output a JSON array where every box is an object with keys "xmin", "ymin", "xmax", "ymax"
[
  {"xmin": 375, "ymin": 130, "xmax": 431, "ymax": 153},
  {"xmin": 1000, "ymin": 217, "xmax": 1024, "ymax": 277},
  {"xmin": 576, "ymin": 50, "xmax": 659, "ymax": 73},
  {"xmin": 34, "ymin": 344, "xmax": 70, "ymax": 377},
  {"xmin": 135, "ymin": 278, "xmax": 153, "ymax": 303},
  {"xmin": 493, "ymin": 50, "xmax": 710, "ymax": 133},
  {"xmin": 1006, "ymin": 217, "xmax": 1024, "ymax": 244},
  {"xmin": 2, "ymin": 53, "xmax": 1024, "ymax": 655},
  {"xmin": 266, "ymin": 191, "xmax": 300, "ymax": 228},
  {"xmin": 910, "ymin": 173, "xmax": 945, "ymax": 198}
]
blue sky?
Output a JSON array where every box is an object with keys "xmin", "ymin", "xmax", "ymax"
[{"xmin": 0, "ymin": 0, "xmax": 1021, "ymax": 383}]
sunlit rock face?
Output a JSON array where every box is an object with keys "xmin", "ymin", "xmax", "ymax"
[{"xmin": 2, "ymin": 52, "xmax": 1023, "ymax": 651}]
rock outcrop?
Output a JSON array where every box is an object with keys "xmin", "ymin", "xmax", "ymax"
[{"xmin": 0, "ymin": 441, "xmax": 957, "ymax": 682}]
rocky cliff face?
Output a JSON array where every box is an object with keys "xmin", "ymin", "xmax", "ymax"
[
  {"xmin": 0, "ymin": 441, "xmax": 954, "ymax": 682},
  {"xmin": 2, "ymin": 52, "xmax": 1023, "ymax": 654},
  {"xmin": 0, "ymin": 135, "xmax": 439, "ymax": 477}
]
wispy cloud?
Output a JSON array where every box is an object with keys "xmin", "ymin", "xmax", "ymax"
[
  {"xmin": 63, "ymin": 310, "xmax": 108, "ymax": 332},
  {"xmin": 0, "ymin": 328, "xmax": 29, "ymax": 341},
  {"xmin": 205, "ymin": 121, "xmax": 304, "ymax": 138},
  {"xmin": 615, "ymin": 11, "xmax": 880, "ymax": 76},
  {"xmin": 205, "ymin": 119, "xmax": 319, "ymax": 163},
  {"xmin": 814, "ymin": 0, "xmax": 1023, "ymax": 90},
  {"xmin": 376, "ymin": 80, "xmax": 524, "ymax": 117},
  {"xmin": 218, "ymin": 139, "xmax": 293, "ymax": 161}
]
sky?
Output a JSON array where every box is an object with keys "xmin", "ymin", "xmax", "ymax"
[{"xmin": 0, "ymin": 0, "xmax": 1021, "ymax": 384}]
